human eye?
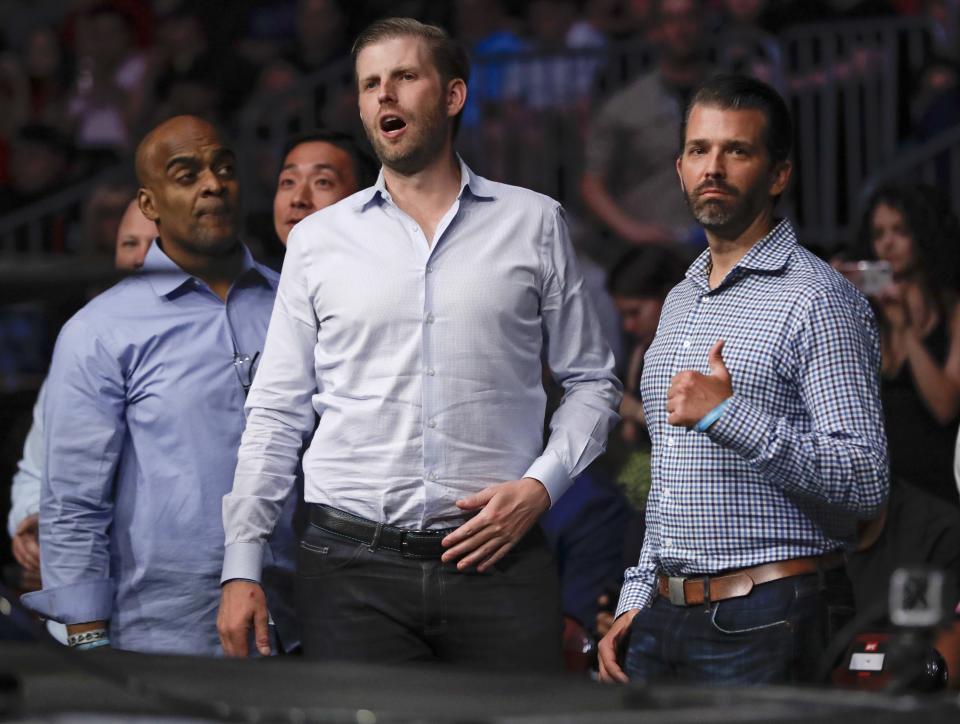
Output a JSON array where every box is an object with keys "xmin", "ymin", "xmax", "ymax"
[{"xmin": 175, "ymin": 171, "xmax": 196, "ymax": 184}]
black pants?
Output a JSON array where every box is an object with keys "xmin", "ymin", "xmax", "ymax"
[{"xmin": 294, "ymin": 522, "xmax": 563, "ymax": 671}]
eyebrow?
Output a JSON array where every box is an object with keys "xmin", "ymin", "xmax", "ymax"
[
  {"xmin": 280, "ymin": 162, "xmax": 341, "ymax": 175},
  {"xmin": 686, "ymin": 138, "xmax": 756, "ymax": 147},
  {"xmin": 165, "ymin": 148, "xmax": 236, "ymax": 173},
  {"xmin": 165, "ymin": 155, "xmax": 198, "ymax": 173}
]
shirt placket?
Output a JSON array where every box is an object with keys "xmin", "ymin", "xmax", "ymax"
[{"xmin": 386, "ymin": 196, "xmax": 462, "ymax": 527}]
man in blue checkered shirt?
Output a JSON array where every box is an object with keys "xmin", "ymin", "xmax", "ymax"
[{"xmin": 598, "ymin": 74, "xmax": 889, "ymax": 685}]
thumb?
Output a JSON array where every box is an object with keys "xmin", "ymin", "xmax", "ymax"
[
  {"xmin": 708, "ymin": 339, "xmax": 729, "ymax": 378},
  {"xmin": 456, "ymin": 484, "xmax": 498, "ymax": 510}
]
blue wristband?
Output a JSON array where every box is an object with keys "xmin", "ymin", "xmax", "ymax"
[
  {"xmin": 74, "ymin": 638, "xmax": 110, "ymax": 651},
  {"xmin": 694, "ymin": 398, "xmax": 730, "ymax": 433}
]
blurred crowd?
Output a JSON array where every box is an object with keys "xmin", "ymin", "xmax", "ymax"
[{"xmin": 0, "ymin": 1, "xmax": 958, "ymax": 248}]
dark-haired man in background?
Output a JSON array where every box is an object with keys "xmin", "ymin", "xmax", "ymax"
[
  {"xmin": 218, "ymin": 18, "xmax": 620, "ymax": 670},
  {"xmin": 272, "ymin": 130, "xmax": 378, "ymax": 246},
  {"xmin": 598, "ymin": 75, "xmax": 888, "ymax": 685}
]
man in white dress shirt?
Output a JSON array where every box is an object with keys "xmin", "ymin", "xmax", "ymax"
[{"xmin": 217, "ymin": 17, "xmax": 621, "ymax": 670}]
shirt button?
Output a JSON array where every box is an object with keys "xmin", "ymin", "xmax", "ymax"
[
  {"xmin": 413, "ymin": 226, "xmax": 420, "ymax": 233},
  {"xmin": 426, "ymin": 266, "xmax": 433, "ymax": 274},
  {"xmin": 667, "ymin": 437, "xmax": 675, "ymax": 447},
  {"xmin": 427, "ymin": 472, "xmax": 438, "ymax": 482},
  {"xmin": 664, "ymin": 538, "xmax": 673, "ymax": 547},
  {"xmin": 683, "ymin": 340, "xmax": 691, "ymax": 349},
  {"xmin": 428, "ymin": 419, "xmax": 437, "ymax": 428},
  {"xmin": 425, "ymin": 313, "xmax": 435, "ymax": 324},
  {"xmin": 425, "ymin": 368, "xmax": 436, "ymax": 376},
  {"xmin": 662, "ymin": 488, "xmax": 670, "ymax": 498}
]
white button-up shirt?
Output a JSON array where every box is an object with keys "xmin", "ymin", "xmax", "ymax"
[{"xmin": 222, "ymin": 159, "xmax": 621, "ymax": 582}]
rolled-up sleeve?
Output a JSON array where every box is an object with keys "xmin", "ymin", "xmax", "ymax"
[
  {"xmin": 21, "ymin": 318, "xmax": 124, "ymax": 623},
  {"xmin": 523, "ymin": 206, "xmax": 622, "ymax": 503},
  {"xmin": 222, "ymin": 230, "xmax": 319, "ymax": 584}
]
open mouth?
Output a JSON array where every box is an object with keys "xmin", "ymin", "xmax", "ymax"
[{"xmin": 379, "ymin": 114, "xmax": 407, "ymax": 136}]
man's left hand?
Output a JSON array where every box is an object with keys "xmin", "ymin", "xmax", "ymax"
[
  {"xmin": 667, "ymin": 339, "xmax": 732, "ymax": 427},
  {"xmin": 441, "ymin": 477, "xmax": 551, "ymax": 571}
]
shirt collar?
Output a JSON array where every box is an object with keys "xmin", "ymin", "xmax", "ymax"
[
  {"xmin": 143, "ymin": 238, "xmax": 270, "ymax": 298},
  {"xmin": 686, "ymin": 218, "xmax": 797, "ymax": 289},
  {"xmin": 352, "ymin": 155, "xmax": 496, "ymax": 212}
]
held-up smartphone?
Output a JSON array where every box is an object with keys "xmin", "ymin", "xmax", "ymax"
[{"xmin": 836, "ymin": 260, "xmax": 893, "ymax": 296}]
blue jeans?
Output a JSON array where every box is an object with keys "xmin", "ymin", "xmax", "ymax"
[{"xmin": 625, "ymin": 572, "xmax": 846, "ymax": 685}]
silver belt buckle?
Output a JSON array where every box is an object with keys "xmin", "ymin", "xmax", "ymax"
[{"xmin": 667, "ymin": 576, "xmax": 687, "ymax": 605}]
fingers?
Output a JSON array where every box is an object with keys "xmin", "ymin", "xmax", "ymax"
[
  {"xmin": 597, "ymin": 633, "xmax": 630, "ymax": 684},
  {"xmin": 442, "ymin": 514, "xmax": 485, "ymax": 551},
  {"xmin": 455, "ymin": 484, "xmax": 497, "ymax": 511},
  {"xmin": 474, "ymin": 541, "xmax": 514, "ymax": 573},
  {"xmin": 442, "ymin": 524, "xmax": 497, "ymax": 565},
  {"xmin": 218, "ymin": 582, "xmax": 266, "ymax": 657},
  {"xmin": 12, "ymin": 534, "xmax": 40, "ymax": 571},
  {"xmin": 597, "ymin": 611, "xmax": 637, "ymax": 684},
  {"xmin": 253, "ymin": 604, "xmax": 271, "ymax": 656},
  {"xmin": 15, "ymin": 514, "xmax": 39, "ymax": 536}
]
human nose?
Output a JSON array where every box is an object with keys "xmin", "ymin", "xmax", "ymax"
[
  {"xmin": 200, "ymin": 167, "xmax": 226, "ymax": 195},
  {"xmin": 704, "ymin": 149, "xmax": 725, "ymax": 178},
  {"xmin": 291, "ymin": 181, "xmax": 313, "ymax": 210},
  {"xmin": 378, "ymin": 78, "xmax": 396, "ymax": 104}
]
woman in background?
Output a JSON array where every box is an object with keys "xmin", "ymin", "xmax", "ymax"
[{"xmin": 858, "ymin": 184, "xmax": 960, "ymax": 505}]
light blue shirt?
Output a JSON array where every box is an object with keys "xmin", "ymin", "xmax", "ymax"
[
  {"xmin": 222, "ymin": 159, "xmax": 621, "ymax": 583},
  {"xmin": 617, "ymin": 219, "xmax": 888, "ymax": 616},
  {"xmin": 23, "ymin": 241, "xmax": 296, "ymax": 655}
]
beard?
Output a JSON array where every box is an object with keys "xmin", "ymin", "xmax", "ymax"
[
  {"xmin": 363, "ymin": 97, "xmax": 449, "ymax": 175},
  {"xmin": 685, "ymin": 178, "xmax": 766, "ymax": 234}
]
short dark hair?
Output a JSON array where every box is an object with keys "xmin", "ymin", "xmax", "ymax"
[
  {"xmin": 680, "ymin": 74, "xmax": 793, "ymax": 165},
  {"xmin": 351, "ymin": 17, "xmax": 470, "ymax": 137},
  {"xmin": 281, "ymin": 130, "xmax": 379, "ymax": 189},
  {"xmin": 607, "ymin": 246, "xmax": 687, "ymax": 299}
]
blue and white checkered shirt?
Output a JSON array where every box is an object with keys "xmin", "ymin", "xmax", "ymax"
[{"xmin": 616, "ymin": 219, "xmax": 889, "ymax": 616}]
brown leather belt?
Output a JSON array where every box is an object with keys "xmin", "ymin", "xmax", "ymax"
[{"xmin": 655, "ymin": 552, "xmax": 844, "ymax": 606}]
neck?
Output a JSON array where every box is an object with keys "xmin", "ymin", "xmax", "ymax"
[
  {"xmin": 382, "ymin": 148, "xmax": 461, "ymax": 219},
  {"xmin": 158, "ymin": 235, "xmax": 244, "ymax": 301},
  {"xmin": 705, "ymin": 206, "xmax": 777, "ymax": 288}
]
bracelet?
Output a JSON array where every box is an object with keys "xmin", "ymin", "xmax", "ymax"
[
  {"xmin": 74, "ymin": 639, "xmax": 110, "ymax": 651},
  {"xmin": 67, "ymin": 628, "xmax": 108, "ymax": 647},
  {"xmin": 694, "ymin": 398, "xmax": 731, "ymax": 433}
]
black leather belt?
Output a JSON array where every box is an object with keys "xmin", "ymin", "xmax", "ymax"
[{"xmin": 308, "ymin": 504, "xmax": 455, "ymax": 559}]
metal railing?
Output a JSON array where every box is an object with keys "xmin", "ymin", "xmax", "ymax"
[
  {"xmin": 856, "ymin": 123, "xmax": 960, "ymax": 229},
  {"xmin": 0, "ymin": 15, "xmax": 943, "ymax": 261}
]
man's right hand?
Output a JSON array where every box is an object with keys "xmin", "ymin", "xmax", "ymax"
[
  {"xmin": 217, "ymin": 580, "xmax": 270, "ymax": 657},
  {"xmin": 597, "ymin": 608, "xmax": 639, "ymax": 683}
]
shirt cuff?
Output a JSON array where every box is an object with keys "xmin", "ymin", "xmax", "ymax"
[
  {"xmin": 523, "ymin": 454, "xmax": 573, "ymax": 507},
  {"xmin": 614, "ymin": 578, "xmax": 655, "ymax": 618},
  {"xmin": 705, "ymin": 394, "xmax": 772, "ymax": 460},
  {"xmin": 21, "ymin": 579, "xmax": 114, "ymax": 624},
  {"xmin": 221, "ymin": 541, "xmax": 266, "ymax": 585}
]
